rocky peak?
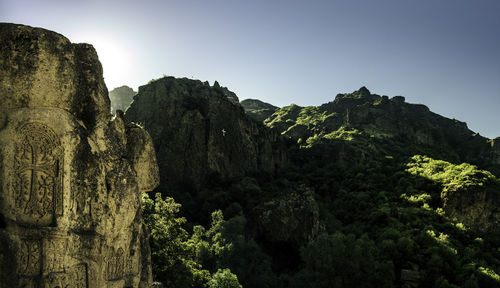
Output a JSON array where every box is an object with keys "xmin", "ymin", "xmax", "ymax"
[
  {"xmin": 126, "ymin": 76, "xmax": 287, "ymax": 198},
  {"xmin": 355, "ymin": 86, "xmax": 371, "ymax": 98},
  {"xmin": 333, "ymin": 86, "xmax": 380, "ymax": 106},
  {"xmin": 109, "ymin": 85, "xmax": 137, "ymax": 114},
  {"xmin": 0, "ymin": 23, "xmax": 110, "ymax": 131}
]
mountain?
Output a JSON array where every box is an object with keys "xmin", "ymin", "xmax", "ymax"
[
  {"xmin": 109, "ymin": 85, "xmax": 136, "ymax": 113},
  {"xmin": 241, "ymin": 98, "xmax": 279, "ymax": 122},
  {"xmin": 126, "ymin": 78, "xmax": 500, "ymax": 288},
  {"xmin": 262, "ymin": 87, "xmax": 500, "ymax": 230},
  {"xmin": 265, "ymin": 86, "xmax": 500, "ymax": 175},
  {"xmin": 125, "ymin": 76, "xmax": 287, "ymax": 208}
]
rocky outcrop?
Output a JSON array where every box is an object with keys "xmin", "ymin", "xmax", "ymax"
[
  {"xmin": 0, "ymin": 23, "xmax": 159, "ymax": 287},
  {"xmin": 252, "ymin": 185, "xmax": 319, "ymax": 273},
  {"xmin": 109, "ymin": 85, "xmax": 137, "ymax": 114},
  {"xmin": 240, "ymin": 99, "xmax": 278, "ymax": 123},
  {"xmin": 254, "ymin": 185, "xmax": 319, "ymax": 249},
  {"xmin": 125, "ymin": 77, "xmax": 286, "ymax": 196},
  {"xmin": 441, "ymin": 180, "xmax": 500, "ymax": 232},
  {"xmin": 214, "ymin": 80, "xmax": 239, "ymax": 104}
]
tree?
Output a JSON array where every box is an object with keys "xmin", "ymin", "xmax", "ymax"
[
  {"xmin": 142, "ymin": 192, "xmax": 210, "ymax": 287},
  {"xmin": 208, "ymin": 269, "xmax": 243, "ymax": 288},
  {"xmin": 291, "ymin": 232, "xmax": 394, "ymax": 288}
]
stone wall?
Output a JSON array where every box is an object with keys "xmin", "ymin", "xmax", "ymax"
[{"xmin": 0, "ymin": 23, "xmax": 159, "ymax": 287}]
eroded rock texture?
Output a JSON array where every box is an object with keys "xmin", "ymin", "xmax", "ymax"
[
  {"xmin": 0, "ymin": 23, "xmax": 159, "ymax": 287},
  {"xmin": 125, "ymin": 77, "xmax": 287, "ymax": 195}
]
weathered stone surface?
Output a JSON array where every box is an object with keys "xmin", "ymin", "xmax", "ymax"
[
  {"xmin": 125, "ymin": 76, "xmax": 286, "ymax": 195},
  {"xmin": 0, "ymin": 23, "xmax": 159, "ymax": 287},
  {"xmin": 441, "ymin": 181, "xmax": 500, "ymax": 232}
]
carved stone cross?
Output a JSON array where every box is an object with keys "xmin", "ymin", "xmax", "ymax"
[{"xmin": 14, "ymin": 123, "xmax": 63, "ymax": 222}]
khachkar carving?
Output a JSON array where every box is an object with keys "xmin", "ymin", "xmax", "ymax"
[
  {"xmin": 43, "ymin": 263, "xmax": 88, "ymax": 288},
  {"xmin": 13, "ymin": 122, "xmax": 63, "ymax": 225},
  {"xmin": 43, "ymin": 238, "xmax": 68, "ymax": 273},
  {"xmin": 17, "ymin": 239, "xmax": 42, "ymax": 277},
  {"xmin": 16, "ymin": 238, "xmax": 88, "ymax": 288},
  {"xmin": 106, "ymin": 247, "xmax": 125, "ymax": 280}
]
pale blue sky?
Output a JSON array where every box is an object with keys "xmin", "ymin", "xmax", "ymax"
[{"xmin": 2, "ymin": 0, "xmax": 499, "ymax": 138}]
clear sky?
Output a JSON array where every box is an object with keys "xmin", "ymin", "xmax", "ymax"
[{"xmin": 2, "ymin": 0, "xmax": 500, "ymax": 138}]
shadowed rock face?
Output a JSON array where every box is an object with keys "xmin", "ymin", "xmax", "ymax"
[
  {"xmin": 254, "ymin": 185, "xmax": 319, "ymax": 249},
  {"xmin": 0, "ymin": 23, "xmax": 159, "ymax": 287},
  {"xmin": 125, "ymin": 77, "xmax": 287, "ymax": 196}
]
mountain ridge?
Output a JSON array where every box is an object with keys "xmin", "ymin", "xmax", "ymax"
[
  {"xmin": 262, "ymin": 86, "xmax": 500, "ymax": 175},
  {"xmin": 121, "ymin": 76, "xmax": 500, "ymax": 288}
]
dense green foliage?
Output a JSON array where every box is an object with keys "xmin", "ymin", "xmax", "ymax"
[
  {"xmin": 209, "ymin": 269, "xmax": 243, "ymax": 288},
  {"xmin": 406, "ymin": 155, "xmax": 499, "ymax": 192},
  {"xmin": 143, "ymin": 193, "xmax": 211, "ymax": 287},
  {"xmin": 144, "ymin": 152, "xmax": 500, "ymax": 287},
  {"xmin": 142, "ymin": 87, "xmax": 500, "ymax": 287},
  {"xmin": 285, "ymin": 155, "xmax": 500, "ymax": 288}
]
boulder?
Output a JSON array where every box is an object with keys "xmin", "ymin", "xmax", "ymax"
[{"xmin": 0, "ymin": 23, "xmax": 159, "ymax": 287}]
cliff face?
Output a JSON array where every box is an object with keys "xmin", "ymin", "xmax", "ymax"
[
  {"xmin": 125, "ymin": 77, "xmax": 286, "ymax": 196},
  {"xmin": 0, "ymin": 23, "xmax": 159, "ymax": 287},
  {"xmin": 109, "ymin": 85, "xmax": 137, "ymax": 114}
]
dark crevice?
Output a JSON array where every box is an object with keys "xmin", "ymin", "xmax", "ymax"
[
  {"xmin": 0, "ymin": 213, "xmax": 5, "ymax": 229},
  {"xmin": 260, "ymin": 240, "xmax": 301, "ymax": 274}
]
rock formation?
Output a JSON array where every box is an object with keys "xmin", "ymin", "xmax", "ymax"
[
  {"xmin": 254, "ymin": 185, "xmax": 319, "ymax": 249},
  {"xmin": 109, "ymin": 85, "xmax": 137, "ymax": 114},
  {"xmin": 0, "ymin": 23, "xmax": 159, "ymax": 287},
  {"xmin": 125, "ymin": 77, "xmax": 286, "ymax": 196},
  {"xmin": 441, "ymin": 175, "xmax": 500, "ymax": 232},
  {"xmin": 213, "ymin": 80, "xmax": 240, "ymax": 105}
]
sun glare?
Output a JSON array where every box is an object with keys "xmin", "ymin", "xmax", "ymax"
[{"xmin": 71, "ymin": 33, "xmax": 132, "ymax": 90}]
